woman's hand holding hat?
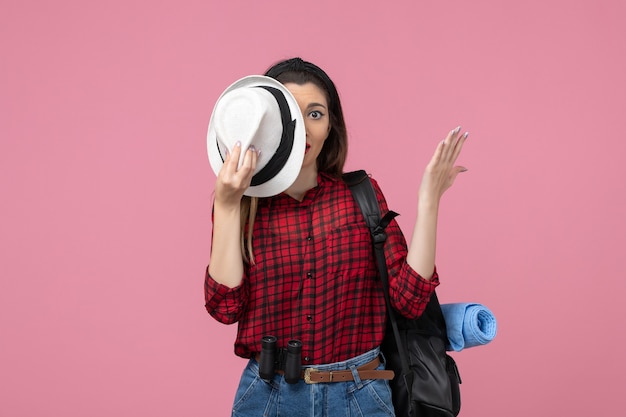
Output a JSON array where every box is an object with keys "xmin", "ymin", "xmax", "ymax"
[
  {"xmin": 209, "ymin": 141, "xmax": 259, "ymax": 289},
  {"xmin": 214, "ymin": 142, "xmax": 259, "ymax": 208}
]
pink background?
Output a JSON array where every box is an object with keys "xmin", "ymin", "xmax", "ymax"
[{"xmin": 2, "ymin": 0, "xmax": 625, "ymax": 416}]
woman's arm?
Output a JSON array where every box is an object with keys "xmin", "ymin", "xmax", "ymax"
[
  {"xmin": 407, "ymin": 127, "xmax": 468, "ymax": 279},
  {"xmin": 208, "ymin": 142, "xmax": 258, "ymax": 288}
]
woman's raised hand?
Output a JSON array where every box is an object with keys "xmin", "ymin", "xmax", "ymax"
[
  {"xmin": 418, "ymin": 126, "xmax": 468, "ymax": 205},
  {"xmin": 214, "ymin": 142, "xmax": 259, "ymax": 207}
]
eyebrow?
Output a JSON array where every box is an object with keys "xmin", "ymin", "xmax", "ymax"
[{"xmin": 307, "ymin": 102, "xmax": 327, "ymax": 110}]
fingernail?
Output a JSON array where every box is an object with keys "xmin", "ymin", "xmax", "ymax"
[
  {"xmin": 256, "ymin": 149, "xmax": 262, "ymax": 157},
  {"xmin": 454, "ymin": 126, "xmax": 461, "ymax": 134},
  {"xmin": 460, "ymin": 167, "xmax": 468, "ymax": 172},
  {"xmin": 249, "ymin": 145, "xmax": 256, "ymax": 153},
  {"xmin": 235, "ymin": 141, "xmax": 241, "ymax": 147},
  {"xmin": 463, "ymin": 132, "xmax": 469, "ymax": 138}
]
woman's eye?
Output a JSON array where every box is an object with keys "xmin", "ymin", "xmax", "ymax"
[{"xmin": 309, "ymin": 110, "xmax": 324, "ymax": 120}]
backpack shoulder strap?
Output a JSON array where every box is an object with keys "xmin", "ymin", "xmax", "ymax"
[
  {"xmin": 342, "ymin": 170, "xmax": 398, "ymax": 235},
  {"xmin": 343, "ymin": 170, "xmax": 410, "ymax": 373}
]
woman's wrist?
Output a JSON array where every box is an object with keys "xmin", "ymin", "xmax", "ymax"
[
  {"xmin": 213, "ymin": 199, "xmax": 241, "ymax": 216},
  {"xmin": 417, "ymin": 195, "xmax": 440, "ymax": 213}
]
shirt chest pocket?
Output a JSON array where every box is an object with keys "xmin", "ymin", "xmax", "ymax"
[{"xmin": 322, "ymin": 222, "xmax": 373, "ymax": 277}]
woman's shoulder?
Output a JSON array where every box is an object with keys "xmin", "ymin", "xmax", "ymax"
[{"xmin": 339, "ymin": 170, "xmax": 384, "ymax": 190}]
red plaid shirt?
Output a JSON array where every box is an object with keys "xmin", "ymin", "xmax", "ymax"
[{"xmin": 205, "ymin": 173, "xmax": 439, "ymax": 365}]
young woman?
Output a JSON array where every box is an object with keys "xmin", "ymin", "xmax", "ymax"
[{"xmin": 205, "ymin": 57, "xmax": 468, "ymax": 417}]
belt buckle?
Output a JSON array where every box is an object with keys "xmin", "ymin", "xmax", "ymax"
[{"xmin": 304, "ymin": 368, "xmax": 319, "ymax": 384}]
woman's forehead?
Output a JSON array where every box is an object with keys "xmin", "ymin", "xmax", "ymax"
[{"xmin": 283, "ymin": 82, "xmax": 328, "ymax": 107}]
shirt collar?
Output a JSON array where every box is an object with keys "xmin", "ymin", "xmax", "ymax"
[{"xmin": 261, "ymin": 172, "xmax": 341, "ymax": 207}]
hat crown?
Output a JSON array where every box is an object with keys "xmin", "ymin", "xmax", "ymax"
[{"xmin": 213, "ymin": 88, "xmax": 282, "ymax": 168}]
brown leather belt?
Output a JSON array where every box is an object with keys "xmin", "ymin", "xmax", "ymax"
[{"xmin": 254, "ymin": 355, "xmax": 394, "ymax": 384}]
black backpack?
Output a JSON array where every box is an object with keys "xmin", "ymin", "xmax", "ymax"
[{"xmin": 344, "ymin": 170, "xmax": 462, "ymax": 417}]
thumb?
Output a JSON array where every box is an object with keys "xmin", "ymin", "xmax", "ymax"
[{"xmin": 448, "ymin": 166, "xmax": 468, "ymax": 184}]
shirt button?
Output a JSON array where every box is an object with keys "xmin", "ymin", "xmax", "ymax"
[
  {"xmin": 306, "ymin": 315, "xmax": 312, "ymax": 321},
  {"xmin": 306, "ymin": 236, "xmax": 312, "ymax": 241},
  {"xmin": 304, "ymin": 356, "xmax": 311, "ymax": 362},
  {"xmin": 306, "ymin": 272, "xmax": 313, "ymax": 279}
]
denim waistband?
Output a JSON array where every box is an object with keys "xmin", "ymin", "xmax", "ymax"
[{"xmin": 305, "ymin": 347, "xmax": 381, "ymax": 371}]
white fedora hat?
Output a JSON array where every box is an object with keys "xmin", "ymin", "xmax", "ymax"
[{"xmin": 207, "ymin": 75, "xmax": 306, "ymax": 197}]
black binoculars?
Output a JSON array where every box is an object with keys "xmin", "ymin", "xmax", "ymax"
[{"xmin": 258, "ymin": 335, "xmax": 302, "ymax": 384}]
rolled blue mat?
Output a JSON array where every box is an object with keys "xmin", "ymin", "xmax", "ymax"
[{"xmin": 440, "ymin": 303, "xmax": 497, "ymax": 352}]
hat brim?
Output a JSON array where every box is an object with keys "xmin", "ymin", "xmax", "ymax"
[{"xmin": 207, "ymin": 75, "xmax": 306, "ymax": 198}]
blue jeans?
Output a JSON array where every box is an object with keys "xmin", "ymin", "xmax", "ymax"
[{"xmin": 231, "ymin": 347, "xmax": 395, "ymax": 417}]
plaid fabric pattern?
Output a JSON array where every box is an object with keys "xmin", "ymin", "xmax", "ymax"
[{"xmin": 205, "ymin": 173, "xmax": 439, "ymax": 364}]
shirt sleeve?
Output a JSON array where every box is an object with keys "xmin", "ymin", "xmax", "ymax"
[
  {"xmin": 370, "ymin": 177, "xmax": 440, "ymax": 319},
  {"xmin": 204, "ymin": 266, "xmax": 249, "ymax": 324}
]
